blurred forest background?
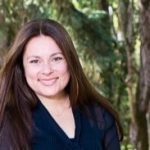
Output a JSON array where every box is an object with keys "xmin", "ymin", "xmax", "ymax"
[{"xmin": 0, "ymin": 0, "xmax": 150, "ymax": 149}]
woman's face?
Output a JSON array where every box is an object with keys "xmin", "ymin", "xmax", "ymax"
[{"xmin": 23, "ymin": 35, "xmax": 70, "ymax": 100}]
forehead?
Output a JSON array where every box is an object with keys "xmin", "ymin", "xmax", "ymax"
[{"xmin": 23, "ymin": 35, "xmax": 62, "ymax": 57}]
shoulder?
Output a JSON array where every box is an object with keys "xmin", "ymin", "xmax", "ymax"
[
  {"xmin": 0, "ymin": 117, "xmax": 13, "ymax": 149},
  {"xmin": 85, "ymin": 104, "xmax": 121, "ymax": 149},
  {"xmin": 91, "ymin": 104, "xmax": 116, "ymax": 130}
]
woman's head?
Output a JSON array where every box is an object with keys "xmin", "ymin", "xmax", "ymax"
[
  {"xmin": 1, "ymin": 19, "xmax": 86, "ymax": 109},
  {"xmin": 23, "ymin": 35, "xmax": 70, "ymax": 102}
]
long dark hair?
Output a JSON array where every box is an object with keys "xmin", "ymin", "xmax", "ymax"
[{"xmin": 0, "ymin": 19, "xmax": 123, "ymax": 149}]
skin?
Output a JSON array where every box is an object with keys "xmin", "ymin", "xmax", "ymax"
[
  {"xmin": 23, "ymin": 35, "xmax": 70, "ymax": 101},
  {"xmin": 23, "ymin": 35, "xmax": 75, "ymax": 138}
]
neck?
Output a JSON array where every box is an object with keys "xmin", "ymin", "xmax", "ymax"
[{"xmin": 37, "ymin": 92, "xmax": 70, "ymax": 109}]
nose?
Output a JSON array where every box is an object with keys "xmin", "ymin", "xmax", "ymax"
[{"xmin": 42, "ymin": 63, "xmax": 53, "ymax": 75}]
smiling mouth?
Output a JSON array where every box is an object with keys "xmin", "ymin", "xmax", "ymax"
[{"xmin": 39, "ymin": 78, "xmax": 58, "ymax": 86}]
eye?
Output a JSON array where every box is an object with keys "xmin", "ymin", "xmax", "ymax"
[
  {"xmin": 29, "ymin": 59, "xmax": 40, "ymax": 64},
  {"xmin": 53, "ymin": 57, "xmax": 63, "ymax": 62}
]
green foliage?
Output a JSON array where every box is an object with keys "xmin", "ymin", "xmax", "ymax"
[
  {"xmin": 0, "ymin": 0, "xmax": 141, "ymax": 149},
  {"xmin": 0, "ymin": 0, "xmax": 128, "ymax": 116}
]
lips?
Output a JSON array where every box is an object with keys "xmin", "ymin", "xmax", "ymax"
[{"xmin": 39, "ymin": 77, "xmax": 58, "ymax": 86}]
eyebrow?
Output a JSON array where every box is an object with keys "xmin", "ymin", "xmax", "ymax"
[
  {"xmin": 27, "ymin": 52, "xmax": 63, "ymax": 60},
  {"xmin": 50, "ymin": 52, "xmax": 63, "ymax": 57}
]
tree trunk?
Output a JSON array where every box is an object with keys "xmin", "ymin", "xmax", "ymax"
[
  {"xmin": 118, "ymin": 0, "xmax": 136, "ymax": 147},
  {"xmin": 138, "ymin": 0, "xmax": 150, "ymax": 149},
  {"xmin": 120, "ymin": 0, "xmax": 150, "ymax": 150}
]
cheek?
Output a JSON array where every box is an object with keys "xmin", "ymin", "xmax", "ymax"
[
  {"xmin": 59, "ymin": 65, "xmax": 70, "ymax": 78},
  {"xmin": 24, "ymin": 67, "xmax": 38, "ymax": 83},
  {"xmin": 60, "ymin": 67, "xmax": 70, "ymax": 84}
]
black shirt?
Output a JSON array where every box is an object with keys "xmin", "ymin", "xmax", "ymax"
[{"xmin": 31, "ymin": 101, "xmax": 121, "ymax": 150}]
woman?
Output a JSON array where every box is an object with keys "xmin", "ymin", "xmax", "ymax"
[{"xmin": 0, "ymin": 19, "xmax": 123, "ymax": 150}]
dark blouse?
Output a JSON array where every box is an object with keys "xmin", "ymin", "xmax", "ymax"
[{"xmin": 31, "ymin": 101, "xmax": 121, "ymax": 150}]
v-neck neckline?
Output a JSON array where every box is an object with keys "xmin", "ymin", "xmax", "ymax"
[{"xmin": 38, "ymin": 100, "xmax": 81, "ymax": 147}]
